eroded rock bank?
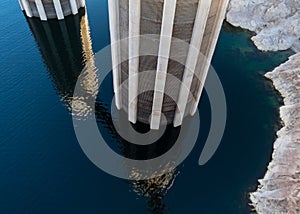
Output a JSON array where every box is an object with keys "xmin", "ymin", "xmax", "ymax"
[
  {"xmin": 226, "ymin": 1, "xmax": 300, "ymax": 213},
  {"xmin": 250, "ymin": 54, "xmax": 300, "ymax": 214},
  {"xmin": 226, "ymin": 0, "xmax": 300, "ymax": 52}
]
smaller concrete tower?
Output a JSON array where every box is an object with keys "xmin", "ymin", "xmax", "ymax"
[{"xmin": 18, "ymin": 0, "xmax": 86, "ymax": 21}]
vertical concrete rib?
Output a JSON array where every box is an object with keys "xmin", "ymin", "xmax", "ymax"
[
  {"xmin": 128, "ymin": 0, "xmax": 141, "ymax": 123},
  {"xmin": 150, "ymin": 0, "xmax": 177, "ymax": 130},
  {"xmin": 53, "ymin": 0, "xmax": 64, "ymax": 20},
  {"xmin": 21, "ymin": 0, "xmax": 33, "ymax": 17},
  {"xmin": 173, "ymin": 0, "xmax": 212, "ymax": 127},
  {"xmin": 79, "ymin": 0, "xmax": 86, "ymax": 8},
  {"xmin": 108, "ymin": 0, "xmax": 122, "ymax": 109},
  {"xmin": 34, "ymin": 0, "xmax": 47, "ymax": 21},
  {"xmin": 190, "ymin": 0, "xmax": 229, "ymax": 115},
  {"xmin": 69, "ymin": 0, "xmax": 79, "ymax": 15},
  {"xmin": 18, "ymin": 0, "xmax": 24, "ymax": 10}
]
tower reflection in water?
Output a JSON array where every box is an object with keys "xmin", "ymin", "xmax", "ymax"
[
  {"xmin": 26, "ymin": 9, "xmax": 97, "ymax": 110},
  {"xmin": 26, "ymin": 9, "xmax": 179, "ymax": 213}
]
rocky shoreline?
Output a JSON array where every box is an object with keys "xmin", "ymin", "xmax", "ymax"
[
  {"xmin": 226, "ymin": 0, "xmax": 300, "ymax": 51},
  {"xmin": 251, "ymin": 54, "xmax": 300, "ymax": 213},
  {"xmin": 226, "ymin": 0, "xmax": 300, "ymax": 213}
]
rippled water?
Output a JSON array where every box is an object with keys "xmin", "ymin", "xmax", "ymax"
[{"xmin": 0, "ymin": 0, "xmax": 294, "ymax": 213}]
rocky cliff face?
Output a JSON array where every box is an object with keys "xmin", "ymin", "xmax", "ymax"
[
  {"xmin": 227, "ymin": 0, "xmax": 300, "ymax": 51},
  {"xmin": 226, "ymin": 1, "xmax": 300, "ymax": 213},
  {"xmin": 251, "ymin": 53, "xmax": 300, "ymax": 214}
]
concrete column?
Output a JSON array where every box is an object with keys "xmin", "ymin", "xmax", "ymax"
[
  {"xmin": 18, "ymin": 0, "xmax": 24, "ymax": 10},
  {"xmin": 78, "ymin": 0, "xmax": 85, "ymax": 8},
  {"xmin": 150, "ymin": 0, "xmax": 177, "ymax": 130},
  {"xmin": 69, "ymin": 0, "xmax": 78, "ymax": 15},
  {"xmin": 174, "ymin": 0, "xmax": 212, "ymax": 127},
  {"xmin": 128, "ymin": 0, "xmax": 141, "ymax": 123},
  {"xmin": 190, "ymin": 0, "xmax": 229, "ymax": 115},
  {"xmin": 34, "ymin": 0, "xmax": 47, "ymax": 21},
  {"xmin": 108, "ymin": 0, "xmax": 122, "ymax": 109},
  {"xmin": 53, "ymin": 0, "xmax": 64, "ymax": 20},
  {"xmin": 21, "ymin": 0, "xmax": 33, "ymax": 17}
]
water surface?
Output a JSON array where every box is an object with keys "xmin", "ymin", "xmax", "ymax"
[{"xmin": 0, "ymin": 0, "xmax": 294, "ymax": 213}]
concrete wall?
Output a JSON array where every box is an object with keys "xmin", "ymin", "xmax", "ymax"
[{"xmin": 109, "ymin": 0, "xmax": 229, "ymax": 129}]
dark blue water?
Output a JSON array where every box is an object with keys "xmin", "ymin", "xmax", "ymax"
[{"xmin": 0, "ymin": 0, "xmax": 294, "ymax": 213}]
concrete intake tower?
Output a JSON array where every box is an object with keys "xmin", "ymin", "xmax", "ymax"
[
  {"xmin": 18, "ymin": 0, "xmax": 229, "ymax": 130},
  {"xmin": 18, "ymin": 0, "xmax": 86, "ymax": 20},
  {"xmin": 108, "ymin": 0, "xmax": 229, "ymax": 129}
]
